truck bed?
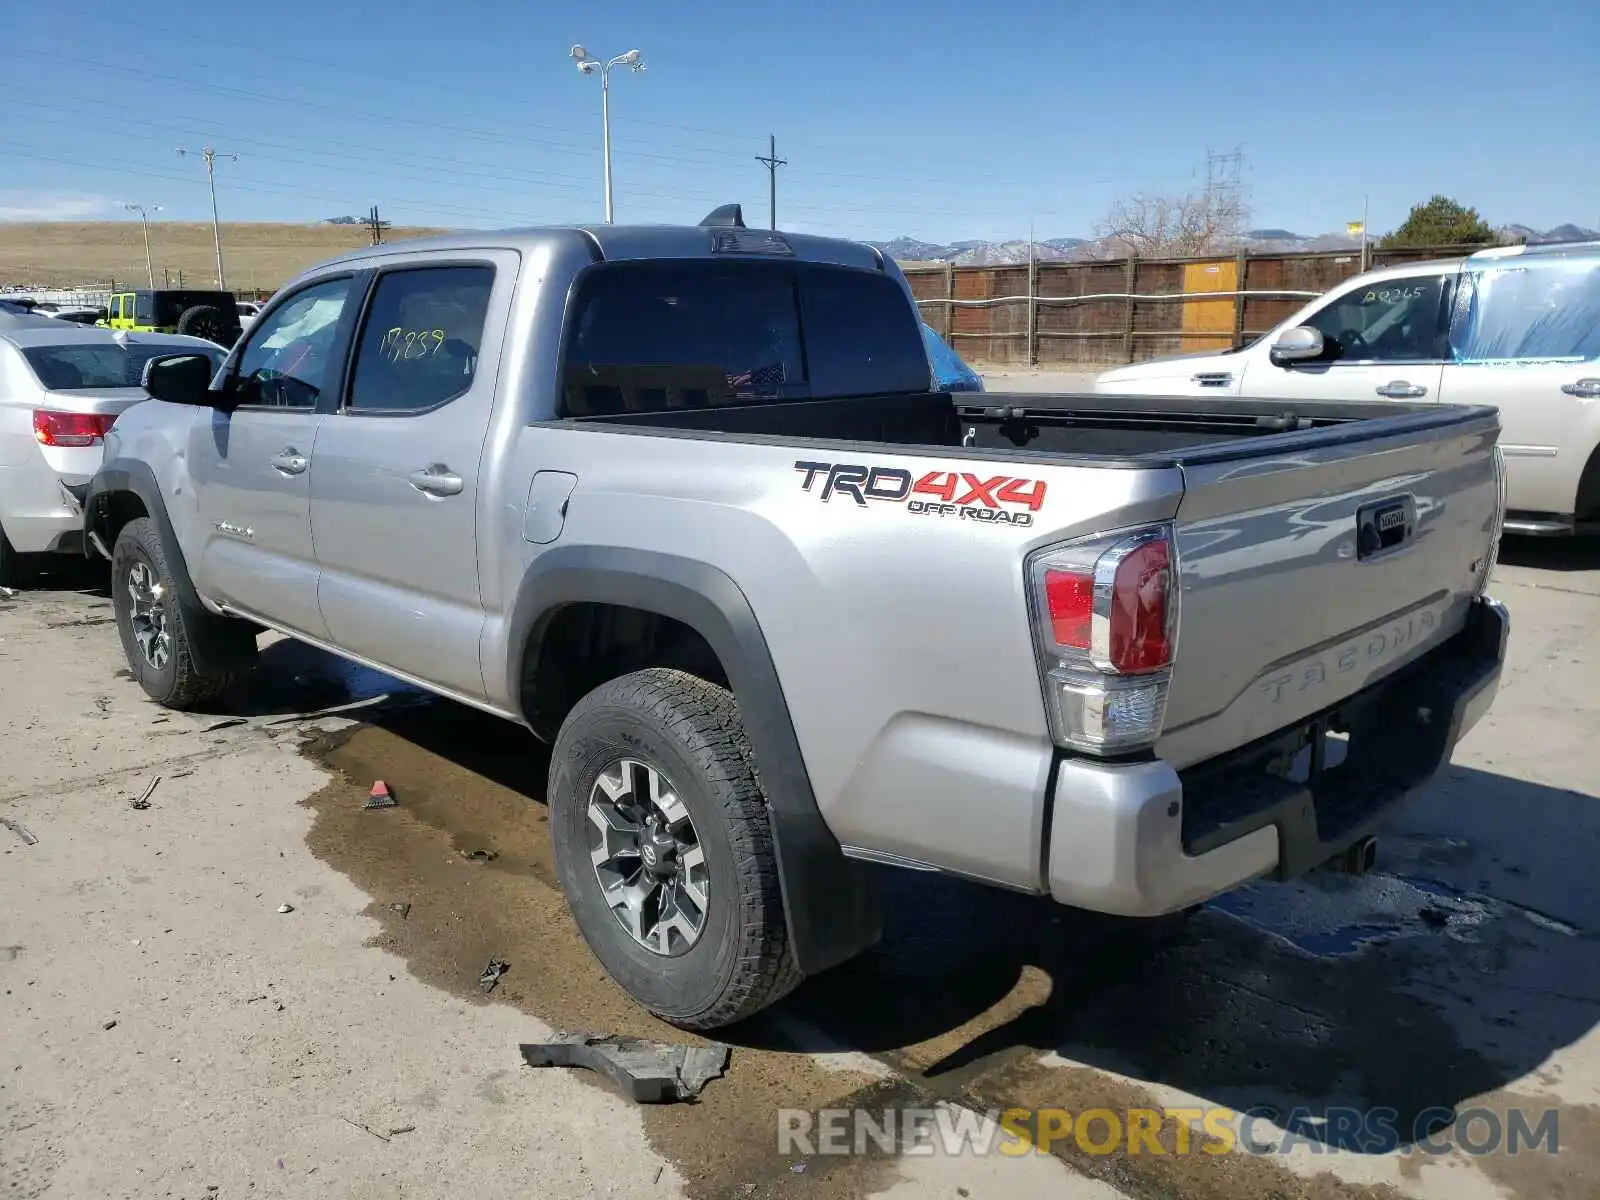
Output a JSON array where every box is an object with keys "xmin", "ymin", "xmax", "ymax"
[{"xmin": 563, "ymin": 387, "xmax": 1483, "ymax": 463}]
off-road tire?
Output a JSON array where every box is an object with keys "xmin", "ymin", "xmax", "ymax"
[
  {"xmin": 548, "ymin": 668, "xmax": 803, "ymax": 1030},
  {"xmin": 0, "ymin": 523, "xmax": 38, "ymax": 590},
  {"xmin": 111, "ymin": 516, "xmax": 245, "ymax": 709},
  {"xmin": 175, "ymin": 304, "xmax": 236, "ymax": 346}
]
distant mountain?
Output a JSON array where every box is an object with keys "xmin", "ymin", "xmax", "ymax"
[
  {"xmin": 1502, "ymin": 223, "xmax": 1599, "ymax": 245},
  {"xmin": 875, "ymin": 223, "xmax": 1598, "ymax": 265}
]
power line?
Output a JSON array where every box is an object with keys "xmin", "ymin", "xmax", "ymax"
[{"xmin": 755, "ymin": 135, "xmax": 787, "ymax": 230}]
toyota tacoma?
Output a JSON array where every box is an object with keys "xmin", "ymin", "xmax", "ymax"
[{"xmin": 83, "ymin": 205, "xmax": 1510, "ymax": 1030}]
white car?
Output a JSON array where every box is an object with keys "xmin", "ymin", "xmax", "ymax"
[
  {"xmin": 0, "ymin": 324, "xmax": 225, "ymax": 585},
  {"xmin": 236, "ymin": 300, "xmax": 263, "ymax": 330},
  {"xmin": 1095, "ymin": 241, "xmax": 1600, "ymax": 535}
]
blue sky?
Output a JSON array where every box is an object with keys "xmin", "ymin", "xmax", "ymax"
[{"xmin": 2, "ymin": 0, "xmax": 1596, "ymax": 243}]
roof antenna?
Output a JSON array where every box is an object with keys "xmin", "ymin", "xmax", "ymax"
[{"xmin": 699, "ymin": 204, "xmax": 746, "ymax": 229}]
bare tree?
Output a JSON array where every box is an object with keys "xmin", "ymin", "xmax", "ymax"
[{"xmin": 1091, "ymin": 189, "xmax": 1249, "ymax": 258}]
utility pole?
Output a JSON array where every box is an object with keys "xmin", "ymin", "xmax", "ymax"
[
  {"xmin": 367, "ymin": 205, "xmax": 389, "ymax": 246},
  {"xmin": 177, "ymin": 147, "xmax": 239, "ymax": 288},
  {"xmin": 124, "ymin": 203, "xmax": 162, "ymax": 289},
  {"xmin": 755, "ymin": 134, "xmax": 787, "ymax": 230},
  {"xmin": 1361, "ymin": 195, "xmax": 1370, "ymax": 272}
]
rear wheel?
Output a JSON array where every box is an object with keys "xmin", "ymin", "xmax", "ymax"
[
  {"xmin": 547, "ymin": 668, "xmax": 802, "ymax": 1030},
  {"xmin": 111, "ymin": 517, "xmax": 247, "ymax": 709},
  {"xmin": 175, "ymin": 304, "xmax": 236, "ymax": 346}
]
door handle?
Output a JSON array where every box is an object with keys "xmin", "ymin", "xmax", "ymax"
[
  {"xmin": 1561, "ymin": 378, "xmax": 1600, "ymax": 399},
  {"xmin": 269, "ymin": 448, "xmax": 309, "ymax": 475},
  {"xmin": 407, "ymin": 464, "xmax": 464, "ymax": 497},
  {"xmin": 1376, "ymin": 381, "xmax": 1427, "ymax": 399},
  {"xmin": 1191, "ymin": 372, "xmax": 1233, "ymax": 387}
]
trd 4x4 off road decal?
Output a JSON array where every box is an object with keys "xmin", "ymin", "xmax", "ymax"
[{"xmin": 794, "ymin": 460, "xmax": 1046, "ymax": 527}]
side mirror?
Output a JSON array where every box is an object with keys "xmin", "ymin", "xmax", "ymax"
[
  {"xmin": 1270, "ymin": 326, "xmax": 1325, "ymax": 364},
  {"xmin": 142, "ymin": 353, "xmax": 226, "ymax": 408}
]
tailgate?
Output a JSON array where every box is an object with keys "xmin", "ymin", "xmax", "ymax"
[{"xmin": 1157, "ymin": 406, "xmax": 1502, "ymax": 770}]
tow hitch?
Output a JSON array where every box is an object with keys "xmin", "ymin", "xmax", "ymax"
[{"xmin": 1327, "ymin": 835, "xmax": 1378, "ymax": 876}]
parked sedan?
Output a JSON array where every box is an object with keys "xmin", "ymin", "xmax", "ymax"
[{"xmin": 0, "ymin": 325, "xmax": 224, "ymax": 585}]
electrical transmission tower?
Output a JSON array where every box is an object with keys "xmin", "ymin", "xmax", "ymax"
[{"xmin": 1203, "ymin": 147, "xmax": 1248, "ymax": 240}]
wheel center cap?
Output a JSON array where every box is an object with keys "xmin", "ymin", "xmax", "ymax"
[{"xmin": 641, "ymin": 830, "xmax": 678, "ymax": 878}]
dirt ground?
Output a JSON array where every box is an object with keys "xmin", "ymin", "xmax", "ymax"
[
  {"xmin": 0, "ymin": 222, "xmax": 448, "ymax": 293},
  {"xmin": 2, "ymin": 538, "xmax": 1597, "ymax": 1199}
]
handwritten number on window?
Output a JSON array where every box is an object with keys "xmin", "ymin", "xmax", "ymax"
[{"xmin": 379, "ymin": 326, "xmax": 447, "ymax": 363}]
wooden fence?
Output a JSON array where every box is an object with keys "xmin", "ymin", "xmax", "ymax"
[{"xmin": 904, "ymin": 245, "xmax": 1482, "ymax": 366}]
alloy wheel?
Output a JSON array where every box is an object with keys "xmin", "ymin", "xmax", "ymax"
[
  {"xmin": 126, "ymin": 561, "xmax": 171, "ymax": 671},
  {"xmin": 587, "ymin": 758, "xmax": 709, "ymax": 956}
]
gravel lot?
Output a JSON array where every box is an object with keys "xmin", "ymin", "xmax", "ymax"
[{"xmin": 2, "ymin": 537, "xmax": 1596, "ymax": 1199}]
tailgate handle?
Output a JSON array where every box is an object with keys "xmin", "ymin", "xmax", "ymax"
[
  {"xmin": 1356, "ymin": 496, "xmax": 1416, "ymax": 559},
  {"xmin": 1376, "ymin": 380, "xmax": 1427, "ymax": 399},
  {"xmin": 1561, "ymin": 378, "xmax": 1600, "ymax": 399}
]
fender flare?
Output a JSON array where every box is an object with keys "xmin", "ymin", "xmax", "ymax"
[
  {"xmin": 84, "ymin": 458, "xmax": 255, "ymax": 672},
  {"xmin": 507, "ymin": 545, "xmax": 883, "ymax": 977}
]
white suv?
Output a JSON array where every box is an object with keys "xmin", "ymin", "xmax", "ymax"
[{"xmin": 1096, "ymin": 241, "xmax": 1600, "ymax": 535}]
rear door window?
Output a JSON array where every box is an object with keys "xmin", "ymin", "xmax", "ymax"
[
  {"xmin": 561, "ymin": 260, "xmax": 928, "ymax": 416},
  {"xmin": 1450, "ymin": 256, "xmax": 1600, "ymax": 362},
  {"xmin": 135, "ymin": 293, "xmax": 155, "ymax": 323},
  {"xmin": 347, "ymin": 265, "xmax": 495, "ymax": 413}
]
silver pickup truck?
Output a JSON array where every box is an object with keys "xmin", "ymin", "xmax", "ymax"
[{"xmin": 84, "ymin": 206, "xmax": 1510, "ymax": 1031}]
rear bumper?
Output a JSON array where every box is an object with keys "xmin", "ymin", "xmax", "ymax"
[
  {"xmin": 1, "ymin": 461, "xmax": 94, "ymax": 554},
  {"xmin": 1046, "ymin": 595, "xmax": 1509, "ymax": 916}
]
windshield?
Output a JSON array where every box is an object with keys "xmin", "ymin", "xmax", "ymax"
[{"xmin": 22, "ymin": 343, "xmax": 223, "ymax": 390}]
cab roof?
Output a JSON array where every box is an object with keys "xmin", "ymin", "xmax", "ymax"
[{"xmin": 309, "ymin": 222, "xmax": 888, "ymax": 275}]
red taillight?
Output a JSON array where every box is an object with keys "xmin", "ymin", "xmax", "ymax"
[
  {"xmin": 1043, "ymin": 568, "xmax": 1093, "ymax": 649},
  {"xmin": 1106, "ymin": 537, "xmax": 1173, "ymax": 672},
  {"xmin": 33, "ymin": 410, "xmax": 114, "ymax": 448},
  {"xmin": 1028, "ymin": 524, "xmax": 1178, "ymax": 755}
]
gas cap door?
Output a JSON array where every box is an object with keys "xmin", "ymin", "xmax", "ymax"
[{"xmin": 522, "ymin": 471, "xmax": 578, "ymax": 544}]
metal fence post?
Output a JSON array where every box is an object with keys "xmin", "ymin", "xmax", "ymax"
[
  {"xmin": 944, "ymin": 261, "xmax": 955, "ymax": 341},
  {"xmin": 1122, "ymin": 257, "xmax": 1137, "ymax": 363},
  {"xmin": 1026, "ymin": 252, "xmax": 1037, "ymax": 366},
  {"xmin": 1232, "ymin": 248, "xmax": 1248, "ymax": 349}
]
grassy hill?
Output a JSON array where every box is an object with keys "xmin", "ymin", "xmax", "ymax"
[{"xmin": 0, "ymin": 221, "xmax": 454, "ymax": 293}]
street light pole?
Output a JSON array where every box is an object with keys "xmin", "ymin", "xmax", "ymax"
[
  {"xmin": 570, "ymin": 45, "xmax": 646, "ymax": 224},
  {"xmin": 177, "ymin": 147, "xmax": 239, "ymax": 287},
  {"xmin": 124, "ymin": 203, "xmax": 162, "ymax": 288}
]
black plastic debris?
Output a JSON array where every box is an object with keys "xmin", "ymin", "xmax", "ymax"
[
  {"xmin": 203, "ymin": 717, "xmax": 248, "ymax": 733},
  {"xmin": 520, "ymin": 1033, "xmax": 730, "ymax": 1104},
  {"xmin": 459, "ymin": 848, "xmax": 497, "ymax": 863},
  {"xmin": 479, "ymin": 958, "xmax": 509, "ymax": 993}
]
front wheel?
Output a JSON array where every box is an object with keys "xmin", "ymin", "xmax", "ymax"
[
  {"xmin": 547, "ymin": 668, "xmax": 802, "ymax": 1030},
  {"xmin": 111, "ymin": 517, "xmax": 247, "ymax": 709}
]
